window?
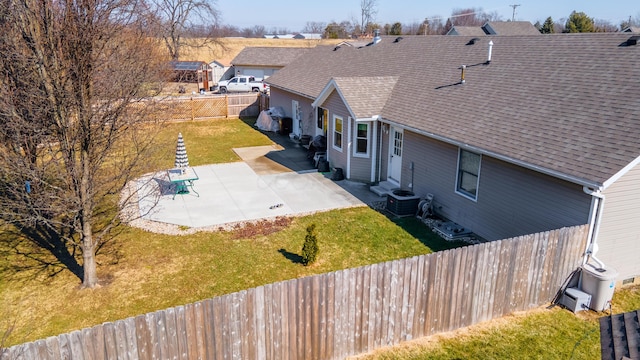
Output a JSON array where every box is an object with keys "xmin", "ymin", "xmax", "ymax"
[
  {"xmin": 333, "ymin": 116, "xmax": 343, "ymax": 151},
  {"xmin": 456, "ymin": 149, "xmax": 481, "ymax": 200},
  {"xmin": 354, "ymin": 123, "xmax": 369, "ymax": 157}
]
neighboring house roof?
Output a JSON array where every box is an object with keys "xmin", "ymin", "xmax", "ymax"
[
  {"xmin": 266, "ymin": 33, "xmax": 640, "ymax": 188},
  {"xmin": 294, "ymin": 33, "xmax": 323, "ymax": 39},
  {"xmin": 599, "ymin": 309, "xmax": 640, "ymax": 360},
  {"xmin": 231, "ymin": 47, "xmax": 310, "ymax": 67},
  {"xmin": 170, "ymin": 61, "xmax": 207, "ymax": 71},
  {"xmin": 209, "ymin": 60, "xmax": 230, "ymax": 68},
  {"xmin": 447, "ymin": 22, "xmax": 540, "ymax": 36},
  {"xmin": 446, "ymin": 26, "xmax": 486, "ymax": 36},
  {"xmin": 621, "ymin": 26, "xmax": 640, "ymax": 33},
  {"xmin": 483, "ymin": 21, "xmax": 541, "ymax": 35}
]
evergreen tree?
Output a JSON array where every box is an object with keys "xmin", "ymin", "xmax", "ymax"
[
  {"xmin": 389, "ymin": 22, "xmax": 403, "ymax": 35},
  {"xmin": 301, "ymin": 224, "xmax": 319, "ymax": 266},
  {"xmin": 541, "ymin": 17, "xmax": 555, "ymax": 34},
  {"xmin": 565, "ymin": 11, "xmax": 595, "ymax": 33}
]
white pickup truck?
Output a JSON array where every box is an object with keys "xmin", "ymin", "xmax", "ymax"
[{"xmin": 217, "ymin": 75, "xmax": 269, "ymax": 93}]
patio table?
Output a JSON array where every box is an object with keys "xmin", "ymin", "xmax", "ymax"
[{"xmin": 167, "ymin": 167, "xmax": 199, "ymax": 199}]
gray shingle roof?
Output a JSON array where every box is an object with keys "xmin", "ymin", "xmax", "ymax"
[
  {"xmin": 329, "ymin": 76, "xmax": 398, "ymax": 119},
  {"xmin": 231, "ymin": 47, "xmax": 310, "ymax": 67},
  {"xmin": 447, "ymin": 26, "xmax": 486, "ymax": 36},
  {"xmin": 266, "ymin": 34, "xmax": 640, "ymax": 187},
  {"xmin": 483, "ymin": 21, "xmax": 541, "ymax": 35}
]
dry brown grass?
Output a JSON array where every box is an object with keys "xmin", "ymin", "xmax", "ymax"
[{"xmin": 180, "ymin": 37, "xmax": 343, "ymax": 64}]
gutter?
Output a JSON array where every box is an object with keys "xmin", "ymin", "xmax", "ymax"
[{"xmin": 582, "ymin": 186, "xmax": 606, "ymax": 269}]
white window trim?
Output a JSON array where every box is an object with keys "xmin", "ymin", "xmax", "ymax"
[
  {"xmin": 332, "ymin": 115, "xmax": 343, "ymax": 152},
  {"xmin": 353, "ymin": 121, "xmax": 370, "ymax": 158},
  {"xmin": 455, "ymin": 148, "xmax": 481, "ymax": 202}
]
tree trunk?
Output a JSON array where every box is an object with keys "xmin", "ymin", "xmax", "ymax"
[{"xmin": 81, "ymin": 224, "xmax": 98, "ymax": 288}]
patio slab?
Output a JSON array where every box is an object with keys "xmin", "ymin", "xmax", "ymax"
[{"xmin": 136, "ymin": 161, "xmax": 367, "ymax": 230}]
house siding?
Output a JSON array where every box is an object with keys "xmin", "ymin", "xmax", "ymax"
[
  {"xmin": 402, "ymin": 131, "xmax": 591, "ymax": 241},
  {"xmin": 323, "ymin": 92, "xmax": 350, "ymax": 176},
  {"xmin": 269, "ymin": 89, "xmax": 315, "ymax": 136},
  {"xmin": 597, "ymin": 163, "xmax": 640, "ymax": 280},
  {"xmin": 234, "ymin": 65, "xmax": 279, "ymax": 79},
  {"xmin": 349, "ymin": 120, "xmax": 373, "ymax": 182}
]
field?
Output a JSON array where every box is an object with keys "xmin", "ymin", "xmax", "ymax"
[{"xmin": 180, "ymin": 37, "xmax": 343, "ymax": 65}]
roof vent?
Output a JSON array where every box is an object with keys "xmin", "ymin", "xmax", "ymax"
[
  {"xmin": 373, "ymin": 29, "xmax": 382, "ymax": 44},
  {"xmin": 333, "ymin": 45, "xmax": 341, "ymax": 51},
  {"xmin": 487, "ymin": 40, "xmax": 494, "ymax": 63},
  {"xmin": 627, "ymin": 36, "xmax": 640, "ymax": 46},
  {"xmin": 393, "ymin": 36, "xmax": 403, "ymax": 43},
  {"xmin": 459, "ymin": 65, "xmax": 466, "ymax": 84},
  {"xmin": 466, "ymin": 37, "xmax": 480, "ymax": 45}
]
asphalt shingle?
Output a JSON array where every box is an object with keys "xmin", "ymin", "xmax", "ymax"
[{"xmin": 267, "ymin": 33, "xmax": 640, "ymax": 188}]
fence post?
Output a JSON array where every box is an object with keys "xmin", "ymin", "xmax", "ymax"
[
  {"xmin": 225, "ymin": 95, "xmax": 229, "ymax": 118},
  {"xmin": 190, "ymin": 97, "xmax": 195, "ymax": 121}
]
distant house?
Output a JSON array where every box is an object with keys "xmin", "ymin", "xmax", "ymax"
[
  {"xmin": 230, "ymin": 47, "xmax": 310, "ymax": 80},
  {"xmin": 266, "ymin": 33, "xmax": 640, "ymax": 283},
  {"xmin": 447, "ymin": 21, "xmax": 540, "ymax": 36},
  {"xmin": 208, "ymin": 59, "xmax": 233, "ymax": 83},
  {"xmin": 293, "ymin": 33, "xmax": 323, "ymax": 40},
  {"xmin": 263, "ymin": 33, "xmax": 322, "ymax": 39},
  {"xmin": 169, "ymin": 61, "xmax": 213, "ymax": 91},
  {"xmin": 446, "ymin": 26, "xmax": 487, "ymax": 36},
  {"xmin": 621, "ymin": 26, "xmax": 640, "ymax": 33}
]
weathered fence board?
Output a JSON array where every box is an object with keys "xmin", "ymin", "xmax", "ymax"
[{"xmin": 5, "ymin": 225, "xmax": 589, "ymax": 360}]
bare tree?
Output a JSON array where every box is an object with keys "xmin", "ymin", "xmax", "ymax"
[
  {"xmin": 0, "ymin": 0, "xmax": 167, "ymax": 288},
  {"xmin": 150, "ymin": 0, "xmax": 220, "ymax": 60},
  {"xmin": 360, "ymin": 0, "xmax": 378, "ymax": 35},
  {"xmin": 594, "ymin": 19, "xmax": 617, "ymax": 32},
  {"xmin": 303, "ymin": 21, "xmax": 326, "ymax": 34}
]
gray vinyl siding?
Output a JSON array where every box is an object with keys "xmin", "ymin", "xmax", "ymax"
[
  {"xmin": 349, "ymin": 120, "xmax": 373, "ymax": 182},
  {"xmin": 596, "ymin": 163, "xmax": 640, "ymax": 280},
  {"xmin": 402, "ymin": 131, "xmax": 592, "ymax": 241},
  {"xmin": 323, "ymin": 92, "xmax": 349, "ymax": 174},
  {"xmin": 269, "ymin": 88, "xmax": 315, "ymax": 136}
]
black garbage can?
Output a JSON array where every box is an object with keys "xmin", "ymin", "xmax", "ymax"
[
  {"xmin": 279, "ymin": 117, "xmax": 292, "ymax": 135},
  {"xmin": 317, "ymin": 159, "xmax": 330, "ymax": 172},
  {"xmin": 332, "ymin": 167, "xmax": 344, "ymax": 181}
]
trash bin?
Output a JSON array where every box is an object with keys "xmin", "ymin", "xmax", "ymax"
[
  {"xmin": 332, "ymin": 167, "xmax": 344, "ymax": 181},
  {"xmin": 580, "ymin": 262, "xmax": 618, "ymax": 312},
  {"xmin": 317, "ymin": 159, "xmax": 330, "ymax": 172},
  {"xmin": 279, "ymin": 117, "xmax": 292, "ymax": 135}
]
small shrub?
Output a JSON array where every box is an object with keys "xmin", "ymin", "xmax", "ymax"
[{"xmin": 301, "ymin": 224, "xmax": 319, "ymax": 266}]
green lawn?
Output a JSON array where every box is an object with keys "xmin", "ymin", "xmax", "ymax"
[
  {"xmin": 2, "ymin": 118, "xmax": 638, "ymax": 359},
  {"xmin": 352, "ymin": 284, "xmax": 640, "ymax": 360},
  {"xmin": 0, "ymin": 118, "xmax": 444, "ymax": 346}
]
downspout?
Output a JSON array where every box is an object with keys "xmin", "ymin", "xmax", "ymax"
[
  {"xmin": 371, "ymin": 120, "xmax": 378, "ymax": 183},
  {"xmin": 582, "ymin": 186, "xmax": 606, "ymax": 269},
  {"xmin": 346, "ymin": 117, "xmax": 352, "ymax": 179}
]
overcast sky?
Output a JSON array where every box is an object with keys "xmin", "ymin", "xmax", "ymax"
[{"xmin": 216, "ymin": 0, "xmax": 640, "ymax": 31}]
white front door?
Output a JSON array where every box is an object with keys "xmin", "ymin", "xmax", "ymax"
[
  {"xmin": 292, "ymin": 100, "xmax": 301, "ymax": 136},
  {"xmin": 388, "ymin": 127, "xmax": 403, "ymax": 184}
]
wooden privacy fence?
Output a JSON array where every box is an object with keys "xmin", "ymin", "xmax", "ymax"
[
  {"xmin": 161, "ymin": 93, "xmax": 266, "ymax": 121},
  {"xmin": 3, "ymin": 225, "xmax": 588, "ymax": 360}
]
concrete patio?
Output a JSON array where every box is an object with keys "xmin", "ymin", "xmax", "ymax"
[{"xmin": 131, "ymin": 134, "xmax": 386, "ymax": 233}]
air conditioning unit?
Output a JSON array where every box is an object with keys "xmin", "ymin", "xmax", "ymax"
[
  {"xmin": 386, "ymin": 190, "xmax": 420, "ymax": 217},
  {"xmin": 559, "ymin": 287, "xmax": 591, "ymax": 313}
]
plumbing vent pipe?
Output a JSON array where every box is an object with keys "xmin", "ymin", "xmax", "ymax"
[
  {"xmin": 460, "ymin": 65, "xmax": 466, "ymax": 84},
  {"xmin": 487, "ymin": 40, "xmax": 494, "ymax": 63},
  {"xmin": 373, "ymin": 29, "xmax": 381, "ymax": 44}
]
